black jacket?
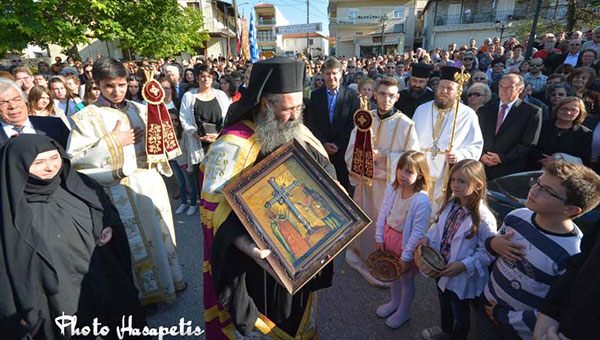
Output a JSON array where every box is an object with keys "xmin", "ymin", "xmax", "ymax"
[
  {"xmin": 0, "ymin": 116, "xmax": 70, "ymax": 148},
  {"xmin": 394, "ymin": 89, "xmax": 434, "ymax": 119},
  {"xmin": 477, "ymin": 98, "xmax": 542, "ymax": 179},
  {"xmin": 305, "ymin": 85, "xmax": 359, "ymax": 191}
]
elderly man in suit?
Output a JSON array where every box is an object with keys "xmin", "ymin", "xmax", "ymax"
[
  {"xmin": 0, "ymin": 79, "xmax": 70, "ymax": 147},
  {"xmin": 165, "ymin": 64, "xmax": 188, "ymax": 102},
  {"xmin": 305, "ymin": 56, "xmax": 360, "ymax": 193},
  {"xmin": 477, "ymin": 74, "xmax": 542, "ymax": 180}
]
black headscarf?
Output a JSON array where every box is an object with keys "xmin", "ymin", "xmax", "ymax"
[{"xmin": 0, "ymin": 135, "xmax": 140, "ymax": 339}]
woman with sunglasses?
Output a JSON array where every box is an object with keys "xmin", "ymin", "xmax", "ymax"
[
  {"xmin": 304, "ymin": 72, "xmax": 325, "ymax": 99},
  {"xmin": 466, "ymin": 83, "xmax": 492, "ymax": 113},
  {"xmin": 529, "ymin": 97, "xmax": 592, "ymax": 170}
]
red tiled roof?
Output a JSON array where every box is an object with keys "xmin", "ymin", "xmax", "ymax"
[{"xmin": 255, "ymin": 3, "xmax": 274, "ymax": 8}]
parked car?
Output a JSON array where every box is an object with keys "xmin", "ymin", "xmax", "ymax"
[{"xmin": 487, "ymin": 171, "xmax": 600, "ymax": 234}]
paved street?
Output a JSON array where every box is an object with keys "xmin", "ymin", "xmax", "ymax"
[{"xmin": 147, "ymin": 177, "xmax": 474, "ymax": 339}]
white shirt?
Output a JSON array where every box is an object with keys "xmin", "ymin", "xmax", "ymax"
[
  {"xmin": 498, "ymin": 98, "xmax": 518, "ymax": 124},
  {"xmin": 2, "ymin": 118, "xmax": 36, "ymax": 138},
  {"xmin": 564, "ymin": 51, "xmax": 580, "ymax": 66}
]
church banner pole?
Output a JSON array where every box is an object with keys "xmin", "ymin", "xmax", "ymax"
[{"xmin": 440, "ymin": 66, "xmax": 470, "ymax": 196}]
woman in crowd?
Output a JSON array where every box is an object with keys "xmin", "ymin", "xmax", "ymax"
[
  {"xmin": 577, "ymin": 49, "xmax": 597, "ymax": 69},
  {"xmin": 358, "ymin": 77, "xmax": 376, "ymax": 110},
  {"xmin": 182, "ymin": 68, "xmax": 197, "ymax": 90},
  {"xmin": 348, "ymin": 71, "xmax": 365, "ymax": 92},
  {"xmin": 519, "ymin": 59, "xmax": 531, "ymax": 76},
  {"xmin": 466, "ymin": 83, "xmax": 492, "ymax": 113},
  {"xmin": 0, "ymin": 135, "xmax": 147, "ymax": 339},
  {"xmin": 82, "ymin": 78, "xmax": 100, "ymax": 106},
  {"xmin": 219, "ymin": 74, "xmax": 240, "ymax": 102},
  {"xmin": 65, "ymin": 74, "xmax": 82, "ymax": 99},
  {"xmin": 555, "ymin": 63, "xmax": 574, "ymax": 80},
  {"xmin": 27, "ymin": 85, "xmax": 70, "ymax": 130},
  {"xmin": 48, "ymin": 76, "xmax": 84, "ymax": 117},
  {"xmin": 545, "ymin": 82, "xmax": 575, "ymax": 111},
  {"xmin": 546, "ymin": 73, "xmax": 566, "ymax": 86},
  {"xmin": 125, "ymin": 75, "xmax": 145, "ymax": 104},
  {"xmin": 304, "ymin": 72, "xmax": 324, "ymax": 99},
  {"xmin": 568, "ymin": 67, "xmax": 600, "ymax": 118},
  {"xmin": 37, "ymin": 61, "xmax": 52, "ymax": 75},
  {"xmin": 530, "ymin": 97, "xmax": 592, "ymax": 169},
  {"xmin": 179, "ymin": 64, "xmax": 230, "ymax": 192}
]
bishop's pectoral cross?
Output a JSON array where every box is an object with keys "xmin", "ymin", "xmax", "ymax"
[{"xmin": 264, "ymin": 177, "xmax": 315, "ymax": 234}]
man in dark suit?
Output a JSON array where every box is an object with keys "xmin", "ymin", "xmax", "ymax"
[
  {"xmin": 478, "ymin": 74, "xmax": 542, "ymax": 180},
  {"xmin": 0, "ymin": 79, "xmax": 70, "ymax": 148},
  {"xmin": 305, "ymin": 57, "xmax": 359, "ymax": 193},
  {"xmin": 394, "ymin": 63, "xmax": 434, "ymax": 119}
]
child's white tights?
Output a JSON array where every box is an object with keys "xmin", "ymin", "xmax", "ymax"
[{"xmin": 376, "ymin": 270, "xmax": 416, "ymax": 328}]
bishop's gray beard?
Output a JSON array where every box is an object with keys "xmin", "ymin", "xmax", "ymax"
[{"xmin": 255, "ymin": 106, "xmax": 304, "ymax": 154}]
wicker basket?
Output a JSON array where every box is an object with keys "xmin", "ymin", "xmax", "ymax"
[
  {"xmin": 414, "ymin": 244, "xmax": 445, "ymax": 277},
  {"xmin": 366, "ymin": 250, "xmax": 404, "ymax": 282}
]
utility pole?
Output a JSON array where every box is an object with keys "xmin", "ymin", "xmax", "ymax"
[
  {"xmin": 525, "ymin": 0, "xmax": 544, "ymax": 59},
  {"xmin": 233, "ymin": 0, "xmax": 238, "ymax": 58},
  {"xmin": 307, "ymin": 0, "xmax": 310, "ymax": 56}
]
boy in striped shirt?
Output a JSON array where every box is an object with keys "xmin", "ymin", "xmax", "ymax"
[{"xmin": 478, "ymin": 162, "xmax": 600, "ymax": 340}]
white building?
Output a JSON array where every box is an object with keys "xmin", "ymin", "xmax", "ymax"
[
  {"xmin": 181, "ymin": 0, "xmax": 236, "ymax": 58},
  {"xmin": 328, "ymin": 0, "xmax": 427, "ymax": 57},
  {"xmin": 281, "ymin": 32, "xmax": 331, "ymax": 57},
  {"xmin": 254, "ymin": 3, "xmax": 290, "ymax": 56},
  {"xmin": 422, "ymin": 0, "xmax": 569, "ymax": 50}
]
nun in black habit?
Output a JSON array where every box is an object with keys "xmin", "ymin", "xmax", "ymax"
[{"xmin": 0, "ymin": 135, "xmax": 147, "ymax": 340}]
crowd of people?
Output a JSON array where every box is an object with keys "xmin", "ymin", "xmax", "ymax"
[{"xmin": 2, "ymin": 26, "xmax": 600, "ymax": 340}]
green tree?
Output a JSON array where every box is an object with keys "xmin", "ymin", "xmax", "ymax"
[
  {"xmin": 0, "ymin": 0, "xmax": 209, "ymax": 58},
  {"xmin": 511, "ymin": 0, "xmax": 600, "ymax": 40}
]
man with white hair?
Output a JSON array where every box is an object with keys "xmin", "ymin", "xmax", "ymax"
[
  {"xmin": 165, "ymin": 64, "xmax": 188, "ymax": 101},
  {"xmin": 0, "ymin": 78, "xmax": 70, "ymax": 147}
]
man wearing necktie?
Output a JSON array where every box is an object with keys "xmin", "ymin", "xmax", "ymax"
[
  {"xmin": 477, "ymin": 74, "xmax": 542, "ymax": 179},
  {"xmin": 305, "ymin": 57, "xmax": 360, "ymax": 193},
  {"xmin": 0, "ymin": 79, "xmax": 70, "ymax": 147}
]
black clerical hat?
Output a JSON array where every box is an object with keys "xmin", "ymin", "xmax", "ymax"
[
  {"xmin": 411, "ymin": 63, "xmax": 433, "ymax": 78},
  {"xmin": 440, "ymin": 66, "xmax": 462, "ymax": 82},
  {"xmin": 244, "ymin": 57, "xmax": 305, "ymax": 106},
  {"xmin": 224, "ymin": 57, "xmax": 306, "ymax": 127}
]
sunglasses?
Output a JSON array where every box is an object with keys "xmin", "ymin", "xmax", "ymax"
[
  {"xmin": 463, "ymin": 58, "xmax": 473, "ymax": 61},
  {"xmin": 315, "ymin": 78, "xmax": 324, "ymax": 81},
  {"xmin": 468, "ymin": 92, "xmax": 483, "ymax": 97},
  {"xmin": 530, "ymin": 63, "xmax": 543, "ymax": 67}
]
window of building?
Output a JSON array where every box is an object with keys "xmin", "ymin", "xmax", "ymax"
[
  {"xmin": 393, "ymin": 24, "xmax": 404, "ymax": 33},
  {"xmin": 309, "ymin": 39, "xmax": 314, "ymax": 45},
  {"xmin": 186, "ymin": 2, "xmax": 199, "ymax": 9},
  {"xmin": 393, "ymin": 6, "xmax": 405, "ymax": 18},
  {"xmin": 348, "ymin": 8, "xmax": 358, "ymax": 20}
]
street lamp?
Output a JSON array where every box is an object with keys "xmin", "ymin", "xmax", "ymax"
[
  {"xmin": 494, "ymin": 15, "xmax": 513, "ymax": 42},
  {"xmin": 379, "ymin": 15, "xmax": 388, "ymax": 56}
]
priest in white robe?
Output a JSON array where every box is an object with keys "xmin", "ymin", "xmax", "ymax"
[
  {"xmin": 413, "ymin": 66, "xmax": 483, "ymax": 216},
  {"xmin": 66, "ymin": 58, "xmax": 185, "ymax": 306},
  {"xmin": 344, "ymin": 77, "xmax": 419, "ymax": 287}
]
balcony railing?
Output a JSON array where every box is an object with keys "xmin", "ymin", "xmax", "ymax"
[
  {"xmin": 434, "ymin": 5, "xmax": 568, "ymax": 26},
  {"xmin": 258, "ymin": 19, "xmax": 275, "ymax": 25}
]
